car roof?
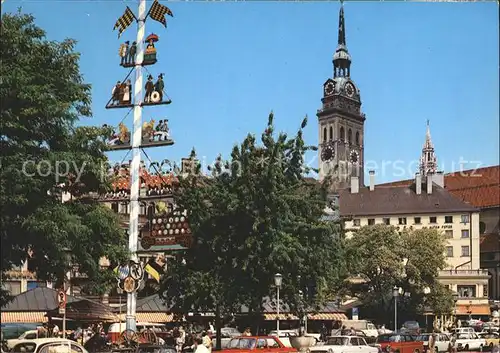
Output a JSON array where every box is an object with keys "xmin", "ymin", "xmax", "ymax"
[{"xmin": 14, "ymin": 338, "xmax": 75, "ymax": 344}]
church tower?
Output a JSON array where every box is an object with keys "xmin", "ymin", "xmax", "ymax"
[
  {"xmin": 420, "ymin": 120, "xmax": 438, "ymax": 177},
  {"xmin": 317, "ymin": 3, "xmax": 366, "ymax": 189}
]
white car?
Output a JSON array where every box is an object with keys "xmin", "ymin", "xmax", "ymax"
[
  {"xmin": 6, "ymin": 330, "xmax": 40, "ymax": 350},
  {"xmin": 309, "ymin": 336, "xmax": 379, "ymax": 353},
  {"xmin": 418, "ymin": 333, "xmax": 451, "ymax": 352},
  {"xmin": 455, "ymin": 332, "xmax": 486, "ymax": 352},
  {"xmin": 268, "ymin": 330, "xmax": 299, "ymax": 347},
  {"xmin": 10, "ymin": 338, "xmax": 88, "ymax": 353}
]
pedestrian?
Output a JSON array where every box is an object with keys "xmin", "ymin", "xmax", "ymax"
[
  {"xmin": 202, "ymin": 331, "xmax": 212, "ymax": 353},
  {"xmin": 176, "ymin": 326, "xmax": 186, "ymax": 353},
  {"xmin": 243, "ymin": 328, "xmax": 252, "ymax": 336},
  {"xmin": 194, "ymin": 337, "xmax": 210, "ymax": 353}
]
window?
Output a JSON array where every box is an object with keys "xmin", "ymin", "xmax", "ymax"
[
  {"xmin": 398, "ymin": 217, "xmax": 407, "ymax": 225},
  {"xmin": 444, "ymin": 230, "xmax": 453, "ymax": 239},
  {"xmin": 353, "ymin": 219, "xmax": 360, "ymax": 226},
  {"xmin": 355, "ymin": 131, "xmax": 360, "ymax": 145},
  {"xmin": 368, "ymin": 219, "xmax": 375, "ymax": 225},
  {"xmin": 383, "ymin": 218, "xmax": 391, "ymax": 225},
  {"xmin": 446, "ymin": 246, "xmax": 453, "ymax": 257},
  {"xmin": 323, "ymin": 127, "xmax": 327, "ymax": 142},
  {"xmin": 39, "ymin": 343, "xmax": 71, "ymax": 353},
  {"xmin": 457, "ymin": 285, "xmax": 476, "ymax": 298},
  {"xmin": 340, "ymin": 127, "xmax": 345, "ymax": 140},
  {"xmin": 461, "ymin": 229, "xmax": 470, "ymax": 238},
  {"xmin": 329, "ymin": 126, "xmax": 333, "ymax": 140},
  {"xmin": 111, "ymin": 202, "xmax": 119, "ymax": 213},
  {"xmin": 348, "ymin": 129, "xmax": 352, "ymax": 144},
  {"xmin": 3, "ymin": 281, "xmax": 21, "ymax": 296},
  {"xmin": 119, "ymin": 203, "xmax": 128, "ymax": 214},
  {"xmin": 414, "ymin": 217, "xmax": 421, "ymax": 225},
  {"xmin": 461, "ymin": 214, "xmax": 470, "ymax": 224},
  {"xmin": 429, "ymin": 216, "xmax": 437, "ymax": 224},
  {"xmin": 461, "ymin": 246, "xmax": 470, "ymax": 257},
  {"xmin": 445, "ymin": 216, "xmax": 453, "ymax": 224},
  {"xmin": 483, "ymin": 285, "xmax": 488, "ymax": 297},
  {"xmin": 27, "ymin": 281, "xmax": 46, "ymax": 291}
]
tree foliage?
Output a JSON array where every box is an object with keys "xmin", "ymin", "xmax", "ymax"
[
  {"xmin": 161, "ymin": 113, "xmax": 347, "ymax": 333},
  {"xmin": 345, "ymin": 225, "xmax": 453, "ymax": 323},
  {"xmin": 0, "ymin": 12, "xmax": 128, "ymax": 306}
]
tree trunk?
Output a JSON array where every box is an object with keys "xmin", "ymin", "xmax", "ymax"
[{"xmin": 215, "ymin": 304, "xmax": 222, "ymax": 350}]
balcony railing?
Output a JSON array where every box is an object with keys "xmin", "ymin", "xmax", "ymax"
[{"xmin": 438, "ymin": 269, "xmax": 490, "ymax": 277}]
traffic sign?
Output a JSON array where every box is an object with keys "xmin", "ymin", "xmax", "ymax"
[
  {"xmin": 58, "ymin": 308, "xmax": 66, "ymax": 315},
  {"xmin": 58, "ymin": 290, "xmax": 66, "ymax": 306}
]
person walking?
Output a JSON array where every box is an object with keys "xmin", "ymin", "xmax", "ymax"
[
  {"xmin": 202, "ymin": 331, "xmax": 212, "ymax": 353},
  {"xmin": 194, "ymin": 337, "xmax": 210, "ymax": 353}
]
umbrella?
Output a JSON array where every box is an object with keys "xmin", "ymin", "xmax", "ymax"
[{"xmin": 145, "ymin": 33, "xmax": 159, "ymax": 43}]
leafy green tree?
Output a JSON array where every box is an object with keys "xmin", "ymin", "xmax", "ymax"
[
  {"xmin": 345, "ymin": 225, "xmax": 453, "ymax": 325},
  {"xmin": 161, "ymin": 113, "xmax": 347, "ymax": 346},
  {"xmin": 0, "ymin": 12, "xmax": 128, "ymax": 306}
]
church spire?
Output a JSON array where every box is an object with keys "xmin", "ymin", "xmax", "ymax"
[
  {"xmin": 338, "ymin": 1, "xmax": 346, "ymax": 46},
  {"xmin": 420, "ymin": 120, "xmax": 438, "ymax": 177},
  {"xmin": 333, "ymin": 1, "xmax": 351, "ymax": 78}
]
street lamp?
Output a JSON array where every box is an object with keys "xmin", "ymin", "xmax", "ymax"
[
  {"xmin": 274, "ymin": 273, "xmax": 282, "ymax": 336},
  {"xmin": 452, "ymin": 292, "xmax": 459, "ymax": 321},
  {"xmin": 393, "ymin": 286, "xmax": 400, "ymax": 332}
]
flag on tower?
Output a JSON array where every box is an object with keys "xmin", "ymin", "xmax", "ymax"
[
  {"xmin": 148, "ymin": 0, "xmax": 174, "ymax": 28},
  {"xmin": 113, "ymin": 6, "xmax": 137, "ymax": 37}
]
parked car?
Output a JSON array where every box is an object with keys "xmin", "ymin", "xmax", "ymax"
[
  {"xmin": 221, "ymin": 328, "xmax": 242, "ymax": 338},
  {"xmin": 10, "ymin": 338, "xmax": 88, "ymax": 353},
  {"xmin": 218, "ymin": 336, "xmax": 295, "ymax": 353},
  {"xmin": 417, "ymin": 333, "xmax": 451, "ymax": 352},
  {"xmin": 401, "ymin": 322, "xmax": 420, "ymax": 336},
  {"xmin": 309, "ymin": 336, "xmax": 379, "ymax": 353},
  {"xmin": 6, "ymin": 330, "xmax": 40, "ymax": 350},
  {"xmin": 268, "ymin": 330, "xmax": 298, "ymax": 348},
  {"xmin": 375, "ymin": 334, "xmax": 424, "ymax": 353},
  {"xmin": 478, "ymin": 332, "xmax": 500, "ymax": 351},
  {"xmin": 341, "ymin": 321, "xmax": 379, "ymax": 338},
  {"xmin": 455, "ymin": 332, "xmax": 486, "ymax": 351}
]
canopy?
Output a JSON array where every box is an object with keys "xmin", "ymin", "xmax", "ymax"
[{"xmin": 46, "ymin": 298, "xmax": 118, "ymax": 322}]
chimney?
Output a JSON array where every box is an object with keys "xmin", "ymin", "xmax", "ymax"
[
  {"xmin": 369, "ymin": 170, "xmax": 375, "ymax": 191},
  {"xmin": 415, "ymin": 172, "xmax": 422, "ymax": 195},
  {"xmin": 351, "ymin": 176, "xmax": 359, "ymax": 194},
  {"xmin": 427, "ymin": 173, "xmax": 433, "ymax": 194},
  {"xmin": 433, "ymin": 171, "xmax": 444, "ymax": 188}
]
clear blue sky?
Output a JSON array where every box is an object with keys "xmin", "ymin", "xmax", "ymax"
[{"xmin": 3, "ymin": 0, "xmax": 499, "ymax": 183}]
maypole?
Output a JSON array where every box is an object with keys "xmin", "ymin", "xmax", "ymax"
[
  {"xmin": 125, "ymin": 0, "xmax": 146, "ymax": 332},
  {"xmin": 107, "ymin": 0, "xmax": 175, "ymax": 339}
]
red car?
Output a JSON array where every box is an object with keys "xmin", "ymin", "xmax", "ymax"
[
  {"xmin": 219, "ymin": 336, "xmax": 296, "ymax": 353},
  {"xmin": 376, "ymin": 334, "xmax": 424, "ymax": 353}
]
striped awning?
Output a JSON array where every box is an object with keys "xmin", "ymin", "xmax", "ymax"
[
  {"xmin": 308, "ymin": 313, "xmax": 348, "ymax": 321},
  {"xmin": 119, "ymin": 313, "xmax": 175, "ymax": 323},
  {"xmin": 1, "ymin": 311, "xmax": 48, "ymax": 323},
  {"xmin": 264, "ymin": 314, "xmax": 300, "ymax": 320},
  {"xmin": 263, "ymin": 313, "xmax": 347, "ymax": 321}
]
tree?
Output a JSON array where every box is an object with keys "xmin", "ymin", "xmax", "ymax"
[
  {"xmin": 345, "ymin": 225, "xmax": 453, "ymax": 325},
  {"xmin": 161, "ymin": 113, "xmax": 347, "ymax": 345},
  {"xmin": 0, "ymin": 12, "xmax": 128, "ymax": 306}
]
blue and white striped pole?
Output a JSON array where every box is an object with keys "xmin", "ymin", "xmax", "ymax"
[{"xmin": 126, "ymin": 0, "xmax": 146, "ymax": 334}]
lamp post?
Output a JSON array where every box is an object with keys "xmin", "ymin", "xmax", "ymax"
[
  {"xmin": 452, "ymin": 292, "xmax": 459, "ymax": 324},
  {"xmin": 393, "ymin": 286, "xmax": 400, "ymax": 332},
  {"xmin": 274, "ymin": 273, "xmax": 282, "ymax": 336}
]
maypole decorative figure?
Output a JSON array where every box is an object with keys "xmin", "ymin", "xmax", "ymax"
[
  {"xmin": 107, "ymin": 0, "xmax": 175, "ymax": 336},
  {"xmin": 144, "ymin": 33, "xmax": 159, "ymax": 64}
]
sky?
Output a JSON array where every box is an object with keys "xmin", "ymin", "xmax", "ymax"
[{"xmin": 2, "ymin": 0, "xmax": 499, "ymax": 183}]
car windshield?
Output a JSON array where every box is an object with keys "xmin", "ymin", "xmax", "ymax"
[
  {"xmin": 404, "ymin": 322, "xmax": 419, "ymax": 329},
  {"xmin": 137, "ymin": 347, "xmax": 176, "ymax": 353},
  {"xmin": 378, "ymin": 335, "xmax": 400, "ymax": 343},
  {"xmin": 417, "ymin": 334, "xmax": 430, "ymax": 341},
  {"xmin": 326, "ymin": 337, "xmax": 349, "ymax": 346},
  {"xmin": 228, "ymin": 338, "xmax": 256, "ymax": 349}
]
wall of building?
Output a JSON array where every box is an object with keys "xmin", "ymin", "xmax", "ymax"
[{"xmin": 344, "ymin": 211, "xmax": 487, "ymax": 299}]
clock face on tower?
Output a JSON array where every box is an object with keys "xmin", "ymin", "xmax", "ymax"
[
  {"xmin": 321, "ymin": 144, "xmax": 335, "ymax": 162},
  {"xmin": 345, "ymin": 82, "xmax": 355, "ymax": 97},
  {"xmin": 324, "ymin": 81, "xmax": 335, "ymax": 96}
]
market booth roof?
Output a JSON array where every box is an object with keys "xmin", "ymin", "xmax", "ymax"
[
  {"xmin": 46, "ymin": 298, "xmax": 119, "ymax": 322},
  {"xmin": 1, "ymin": 287, "xmax": 79, "ymax": 312}
]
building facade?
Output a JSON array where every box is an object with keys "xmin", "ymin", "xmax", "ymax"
[{"xmin": 340, "ymin": 172, "xmax": 490, "ymax": 317}]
